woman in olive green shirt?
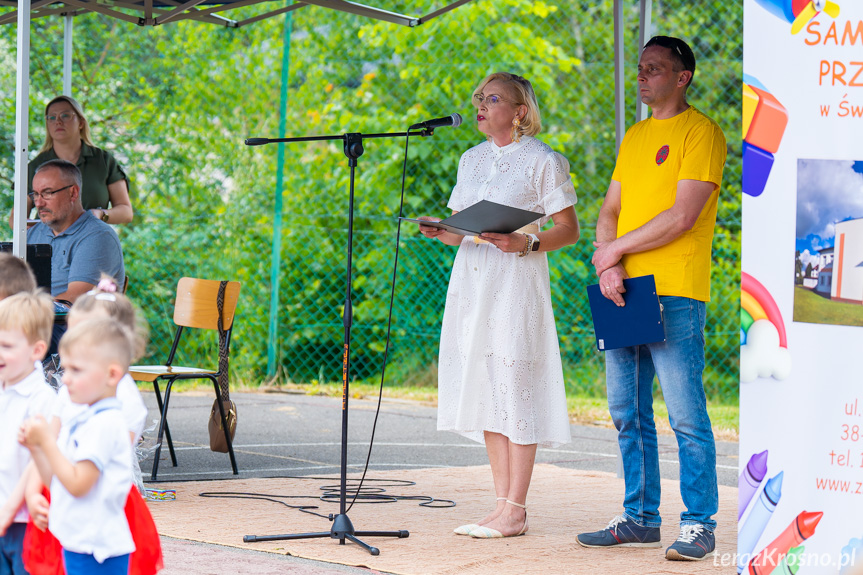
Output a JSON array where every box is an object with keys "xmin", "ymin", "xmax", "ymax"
[{"xmin": 23, "ymin": 95, "xmax": 133, "ymax": 225}]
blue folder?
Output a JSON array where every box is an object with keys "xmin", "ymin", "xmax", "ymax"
[{"xmin": 586, "ymin": 275, "xmax": 665, "ymax": 351}]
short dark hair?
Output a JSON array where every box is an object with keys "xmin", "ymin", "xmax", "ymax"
[
  {"xmin": 33, "ymin": 158, "xmax": 82, "ymax": 191},
  {"xmin": 644, "ymin": 36, "xmax": 696, "ymax": 85}
]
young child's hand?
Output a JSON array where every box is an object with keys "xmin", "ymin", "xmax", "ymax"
[
  {"xmin": 0, "ymin": 504, "xmax": 14, "ymax": 536},
  {"xmin": 25, "ymin": 491, "xmax": 50, "ymax": 531},
  {"xmin": 18, "ymin": 415, "xmax": 50, "ymax": 448}
]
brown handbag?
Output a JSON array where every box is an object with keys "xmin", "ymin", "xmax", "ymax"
[
  {"xmin": 208, "ymin": 399, "xmax": 237, "ymax": 453},
  {"xmin": 208, "ymin": 281, "xmax": 238, "ymax": 453}
]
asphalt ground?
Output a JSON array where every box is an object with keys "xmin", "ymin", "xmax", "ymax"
[
  {"xmin": 140, "ymin": 390, "xmax": 738, "ymax": 575},
  {"xmin": 138, "ymin": 389, "xmax": 737, "ymax": 487}
]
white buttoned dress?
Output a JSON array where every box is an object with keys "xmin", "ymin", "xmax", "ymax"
[{"xmin": 436, "ymin": 136, "xmax": 576, "ymax": 448}]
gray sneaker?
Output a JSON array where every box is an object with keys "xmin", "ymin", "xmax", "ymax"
[
  {"xmin": 665, "ymin": 524, "xmax": 716, "ymax": 560},
  {"xmin": 576, "ymin": 515, "xmax": 661, "ymax": 548}
]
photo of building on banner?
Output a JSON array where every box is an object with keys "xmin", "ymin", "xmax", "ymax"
[{"xmin": 741, "ymin": 1, "xmax": 863, "ymax": 574}]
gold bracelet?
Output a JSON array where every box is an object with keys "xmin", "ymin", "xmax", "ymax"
[{"xmin": 518, "ymin": 234, "xmax": 532, "ymax": 257}]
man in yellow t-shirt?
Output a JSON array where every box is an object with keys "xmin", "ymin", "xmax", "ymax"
[{"xmin": 576, "ymin": 36, "xmax": 727, "ymax": 562}]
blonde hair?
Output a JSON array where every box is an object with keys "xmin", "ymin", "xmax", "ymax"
[
  {"xmin": 69, "ymin": 276, "xmax": 148, "ymax": 362},
  {"xmin": 0, "ymin": 254, "xmax": 37, "ymax": 299},
  {"xmin": 0, "ymin": 291, "xmax": 54, "ymax": 345},
  {"xmin": 41, "ymin": 95, "xmax": 94, "ymax": 153},
  {"xmin": 60, "ymin": 318, "xmax": 134, "ymax": 372},
  {"xmin": 472, "ymin": 72, "xmax": 542, "ymax": 138}
]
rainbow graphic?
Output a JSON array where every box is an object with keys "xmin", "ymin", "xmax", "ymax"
[
  {"xmin": 742, "ymin": 272, "xmax": 787, "ymax": 347},
  {"xmin": 741, "ymin": 272, "xmax": 792, "ymax": 382},
  {"xmin": 754, "ymin": 0, "xmax": 840, "ymax": 34}
]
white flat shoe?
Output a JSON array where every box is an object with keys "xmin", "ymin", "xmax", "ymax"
[
  {"xmin": 453, "ymin": 523, "xmax": 480, "ymax": 536},
  {"xmin": 469, "ymin": 500, "xmax": 528, "ymax": 539}
]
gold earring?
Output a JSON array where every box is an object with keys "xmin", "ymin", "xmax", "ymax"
[{"xmin": 511, "ymin": 117, "xmax": 521, "ymax": 143}]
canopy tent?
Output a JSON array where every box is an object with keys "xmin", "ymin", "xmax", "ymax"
[
  {"xmin": 0, "ymin": 0, "xmax": 475, "ymax": 29},
  {"xmin": 5, "ymin": 0, "xmax": 653, "ymax": 256},
  {"xmin": 4, "ymin": 0, "xmax": 502, "ymax": 256}
]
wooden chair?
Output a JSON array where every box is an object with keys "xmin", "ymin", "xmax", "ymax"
[{"xmin": 130, "ymin": 277, "xmax": 241, "ymax": 480}]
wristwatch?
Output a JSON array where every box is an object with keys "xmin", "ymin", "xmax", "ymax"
[
  {"xmin": 530, "ymin": 234, "xmax": 540, "ymax": 251},
  {"xmin": 100, "ymin": 209, "xmax": 109, "ymax": 223}
]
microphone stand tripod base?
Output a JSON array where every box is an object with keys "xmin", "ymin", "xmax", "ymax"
[{"xmin": 243, "ymin": 514, "xmax": 409, "ymax": 556}]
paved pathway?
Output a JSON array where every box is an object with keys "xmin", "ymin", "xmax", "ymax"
[{"xmin": 140, "ymin": 390, "xmax": 737, "ymax": 574}]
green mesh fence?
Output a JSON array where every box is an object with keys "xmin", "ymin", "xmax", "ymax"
[{"xmin": 1, "ymin": 0, "xmax": 741, "ymax": 403}]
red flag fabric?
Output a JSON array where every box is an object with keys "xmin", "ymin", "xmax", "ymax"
[{"xmin": 21, "ymin": 486, "xmax": 163, "ymax": 575}]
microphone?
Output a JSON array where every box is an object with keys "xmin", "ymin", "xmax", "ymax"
[
  {"xmin": 409, "ymin": 113, "xmax": 463, "ymax": 131},
  {"xmin": 245, "ymin": 138, "xmax": 270, "ymax": 146}
]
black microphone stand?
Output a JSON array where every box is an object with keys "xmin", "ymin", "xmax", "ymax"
[{"xmin": 242, "ymin": 127, "xmax": 433, "ymax": 555}]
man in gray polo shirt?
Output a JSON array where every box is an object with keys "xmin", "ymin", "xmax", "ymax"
[{"xmin": 26, "ymin": 159, "xmax": 124, "ymax": 302}]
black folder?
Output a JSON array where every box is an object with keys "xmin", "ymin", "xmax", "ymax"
[
  {"xmin": 401, "ymin": 200, "xmax": 543, "ymax": 236},
  {"xmin": 586, "ymin": 275, "xmax": 665, "ymax": 351}
]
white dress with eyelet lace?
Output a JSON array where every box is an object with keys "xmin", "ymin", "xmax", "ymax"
[{"xmin": 436, "ymin": 136, "xmax": 576, "ymax": 448}]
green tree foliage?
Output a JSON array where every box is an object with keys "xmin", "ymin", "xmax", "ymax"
[{"xmin": 0, "ymin": 0, "xmax": 741, "ymax": 402}]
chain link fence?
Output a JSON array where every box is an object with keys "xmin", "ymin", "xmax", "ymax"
[{"xmin": 4, "ymin": 0, "xmax": 741, "ymax": 403}]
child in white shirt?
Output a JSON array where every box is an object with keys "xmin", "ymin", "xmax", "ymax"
[
  {"xmin": 0, "ymin": 292, "xmax": 56, "ymax": 575},
  {"xmin": 20, "ymin": 318, "xmax": 137, "ymax": 575},
  {"xmin": 25, "ymin": 279, "xmax": 149, "ymax": 533}
]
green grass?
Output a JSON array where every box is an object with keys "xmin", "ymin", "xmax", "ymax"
[{"xmin": 793, "ymin": 285, "xmax": 863, "ymax": 327}]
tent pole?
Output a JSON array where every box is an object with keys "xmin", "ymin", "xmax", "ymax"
[
  {"xmin": 613, "ymin": 0, "xmax": 625, "ymax": 156},
  {"xmin": 266, "ymin": 8, "xmax": 293, "ymax": 380},
  {"xmin": 12, "ymin": 0, "xmax": 32, "ymax": 258},
  {"xmin": 63, "ymin": 13, "xmax": 73, "ymax": 96},
  {"xmin": 635, "ymin": 0, "xmax": 651, "ymax": 123}
]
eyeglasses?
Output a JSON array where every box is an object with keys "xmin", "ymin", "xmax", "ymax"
[
  {"xmin": 45, "ymin": 112, "xmax": 77, "ymax": 124},
  {"xmin": 28, "ymin": 184, "xmax": 73, "ymax": 201},
  {"xmin": 472, "ymin": 93, "xmax": 513, "ymax": 107}
]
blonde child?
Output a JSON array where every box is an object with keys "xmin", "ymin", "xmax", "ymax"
[
  {"xmin": 25, "ymin": 277, "xmax": 148, "ymax": 534},
  {"xmin": 20, "ymin": 318, "xmax": 137, "ymax": 575},
  {"xmin": 0, "ymin": 254, "xmax": 37, "ymax": 300},
  {"xmin": 55, "ymin": 278, "xmax": 148, "ymax": 444},
  {"xmin": 0, "ymin": 292, "xmax": 57, "ymax": 575}
]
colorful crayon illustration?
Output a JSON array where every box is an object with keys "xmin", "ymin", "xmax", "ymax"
[
  {"xmin": 743, "ymin": 76, "xmax": 788, "ymax": 197},
  {"xmin": 747, "ymin": 511, "xmax": 824, "ymax": 574},
  {"xmin": 771, "ymin": 546, "xmax": 804, "ymax": 575},
  {"xmin": 739, "ymin": 450, "xmax": 769, "ymax": 520},
  {"xmin": 741, "ymin": 272, "xmax": 792, "ymax": 382},
  {"xmin": 840, "ymin": 537, "xmax": 863, "ymax": 575},
  {"xmin": 738, "ymin": 472, "xmax": 784, "ymax": 573},
  {"xmin": 753, "ymin": 0, "xmax": 840, "ymax": 34}
]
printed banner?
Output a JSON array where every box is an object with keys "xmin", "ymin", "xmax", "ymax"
[{"xmin": 740, "ymin": 1, "xmax": 863, "ymax": 574}]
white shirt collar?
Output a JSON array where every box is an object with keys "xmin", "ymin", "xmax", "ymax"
[{"xmin": 1, "ymin": 363, "xmax": 47, "ymax": 396}]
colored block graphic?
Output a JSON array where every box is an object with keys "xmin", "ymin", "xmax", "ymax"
[
  {"xmin": 745, "ymin": 86, "xmax": 788, "ymax": 154},
  {"xmin": 742, "ymin": 79, "xmax": 787, "ymax": 197},
  {"xmin": 743, "ymin": 143, "xmax": 775, "ymax": 198}
]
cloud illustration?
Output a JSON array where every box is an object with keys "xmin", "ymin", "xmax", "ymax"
[{"xmin": 741, "ymin": 319, "xmax": 792, "ymax": 383}]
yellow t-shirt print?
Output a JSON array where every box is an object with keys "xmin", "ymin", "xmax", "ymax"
[{"xmin": 612, "ymin": 107, "xmax": 727, "ymax": 302}]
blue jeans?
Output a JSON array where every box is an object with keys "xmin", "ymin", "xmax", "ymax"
[
  {"xmin": 605, "ymin": 296, "xmax": 718, "ymax": 530},
  {"xmin": 63, "ymin": 551, "xmax": 130, "ymax": 575},
  {"xmin": 0, "ymin": 523, "xmax": 27, "ymax": 575}
]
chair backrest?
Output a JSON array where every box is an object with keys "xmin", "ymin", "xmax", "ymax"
[{"xmin": 173, "ymin": 277, "xmax": 241, "ymax": 330}]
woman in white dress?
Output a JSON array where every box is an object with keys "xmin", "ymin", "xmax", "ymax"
[{"xmin": 418, "ymin": 73, "xmax": 580, "ymax": 538}]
